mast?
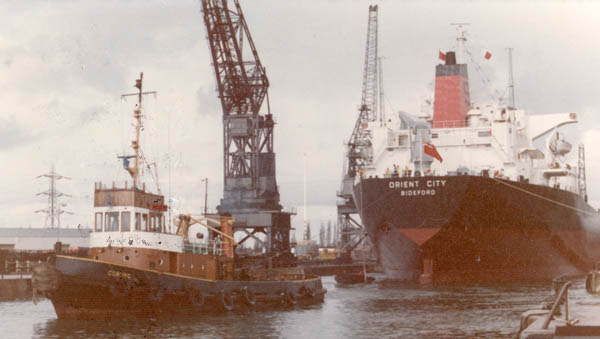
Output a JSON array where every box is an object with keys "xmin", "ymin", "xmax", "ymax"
[
  {"xmin": 507, "ymin": 47, "xmax": 516, "ymax": 109},
  {"xmin": 578, "ymin": 144, "xmax": 587, "ymax": 201},
  {"xmin": 451, "ymin": 23, "xmax": 469, "ymax": 64},
  {"xmin": 378, "ymin": 56, "xmax": 385, "ymax": 126},
  {"xmin": 303, "ymin": 153, "xmax": 308, "ymax": 241},
  {"xmin": 120, "ymin": 72, "xmax": 157, "ymax": 189}
]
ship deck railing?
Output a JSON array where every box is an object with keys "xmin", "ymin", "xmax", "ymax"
[
  {"xmin": 183, "ymin": 241, "xmax": 223, "ymax": 256},
  {"xmin": 431, "ymin": 120, "xmax": 467, "ymax": 128}
]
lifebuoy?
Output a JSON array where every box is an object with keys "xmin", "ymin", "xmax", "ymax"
[
  {"xmin": 242, "ymin": 287, "xmax": 256, "ymax": 306},
  {"xmin": 284, "ymin": 289, "xmax": 297, "ymax": 306},
  {"xmin": 220, "ymin": 291, "xmax": 234, "ymax": 311}
]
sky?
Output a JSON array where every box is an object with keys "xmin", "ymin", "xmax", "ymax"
[{"xmin": 1, "ymin": 0, "xmax": 600, "ymax": 241}]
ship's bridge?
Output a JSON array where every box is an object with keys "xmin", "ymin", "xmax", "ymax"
[{"xmin": 90, "ymin": 181, "xmax": 184, "ymax": 253}]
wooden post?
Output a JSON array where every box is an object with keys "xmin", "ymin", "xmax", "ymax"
[{"xmin": 220, "ymin": 216, "xmax": 234, "ymax": 259}]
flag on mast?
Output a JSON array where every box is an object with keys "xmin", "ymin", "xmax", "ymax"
[
  {"xmin": 438, "ymin": 51, "xmax": 446, "ymax": 61},
  {"xmin": 484, "ymin": 51, "xmax": 492, "ymax": 60},
  {"xmin": 424, "ymin": 142, "xmax": 443, "ymax": 162}
]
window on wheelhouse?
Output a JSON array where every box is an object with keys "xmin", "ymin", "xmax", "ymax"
[
  {"xmin": 142, "ymin": 214, "xmax": 148, "ymax": 231},
  {"xmin": 135, "ymin": 213, "xmax": 141, "ymax": 231},
  {"xmin": 95, "ymin": 213, "xmax": 103, "ymax": 232},
  {"xmin": 157, "ymin": 214, "xmax": 163, "ymax": 233},
  {"xmin": 105, "ymin": 212, "xmax": 119, "ymax": 231},
  {"xmin": 122, "ymin": 211, "xmax": 131, "ymax": 231},
  {"xmin": 150, "ymin": 215, "xmax": 156, "ymax": 232}
]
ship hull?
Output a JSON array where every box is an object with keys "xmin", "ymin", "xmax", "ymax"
[
  {"xmin": 43, "ymin": 255, "xmax": 325, "ymax": 319},
  {"xmin": 353, "ymin": 175, "xmax": 600, "ymax": 283}
]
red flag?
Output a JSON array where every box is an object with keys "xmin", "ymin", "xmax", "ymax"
[
  {"xmin": 424, "ymin": 142, "xmax": 443, "ymax": 162},
  {"xmin": 438, "ymin": 51, "xmax": 446, "ymax": 61},
  {"xmin": 484, "ymin": 51, "xmax": 492, "ymax": 60}
]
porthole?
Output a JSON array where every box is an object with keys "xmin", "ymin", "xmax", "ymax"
[
  {"xmin": 124, "ymin": 255, "xmax": 130, "ymax": 261},
  {"xmin": 158, "ymin": 258, "xmax": 164, "ymax": 265}
]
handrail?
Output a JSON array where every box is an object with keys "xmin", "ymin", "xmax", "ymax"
[
  {"xmin": 542, "ymin": 280, "xmax": 572, "ymax": 329},
  {"xmin": 432, "ymin": 120, "xmax": 466, "ymax": 128}
]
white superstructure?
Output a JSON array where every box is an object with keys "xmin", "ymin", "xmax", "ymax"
[{"xmin": 361, "ymin": 94, "xmax": 582, "ymax": 196}]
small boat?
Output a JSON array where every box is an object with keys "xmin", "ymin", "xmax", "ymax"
[
  {"xmin": 335, "ymin": 271, "xmax": 375, "ymax": 284},
  {"xmin": 32, "ymin": 73, "xmax": 326, "ymax": 319}
]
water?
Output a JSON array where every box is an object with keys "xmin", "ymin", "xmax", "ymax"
[{"xmin": 1, "ymin": 276, "xmax": 596, "ymax": 338}]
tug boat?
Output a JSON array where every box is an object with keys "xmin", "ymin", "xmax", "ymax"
[{"xmin": 33, "ymin": 73, "xmax": 325, "ymax": 319}]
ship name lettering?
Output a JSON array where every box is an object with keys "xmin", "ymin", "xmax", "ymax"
[
  {"xmin": 426, "ymin": 180, "xmax": 446, "ymax": 187},
  {"xmin": 388, "ymin": 181, "xmax": 420, "ymax": 189},
  {"xmin": 400, "ymin": 189, "xmax": 436, "ymax": 196}
]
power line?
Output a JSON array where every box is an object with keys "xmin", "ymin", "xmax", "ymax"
[{"xmin": 35, "ymin": 164, "xmax": 73, "ymax": 228}]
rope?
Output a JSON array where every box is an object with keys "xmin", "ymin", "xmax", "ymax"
[{"xmin": 491, "ymin": 177, "xmax": 596, "ymax": 216}]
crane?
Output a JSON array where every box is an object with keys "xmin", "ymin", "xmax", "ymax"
[
  {"xmin": 201, "ymin": 0, "xmax": 293, "ymax": 261},
  {"xmin": 337, "ymin": 5, "xmax": 379, "ymax": 259}
]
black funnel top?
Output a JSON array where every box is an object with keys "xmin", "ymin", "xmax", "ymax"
[{"xmin": 445, "ymin": 51, "xmax": 456, "ymax": 65}]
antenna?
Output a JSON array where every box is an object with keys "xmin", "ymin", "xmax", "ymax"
[
  {"xmin": 35, "ymin": 164, "xmax": 71, "ymax": 228},
  {"xmin": 303, "ymin": 152, "xmax": 308, "ymax": 241},
  {"xmin": 578, "ymin": 144, "xmax": 587, "ymax": 201},
  {"xmin": 378, "ymin": 56, "xmax": 385, "ymax": 126},
  {"xmin": 450, "ymin": 23, "xmax": 470, "ymax": 64},
  {"xmin": 507, "ymin": 47, "xmax": 516, "ymax": 109},
  {"xmin": 120, "ymin": 72, "xmax": 157, "ymax": 189}
]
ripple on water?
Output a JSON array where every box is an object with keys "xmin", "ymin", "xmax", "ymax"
[{"xmin": 0, "ymin": 276, "xmax": 591, "ymax": 339}]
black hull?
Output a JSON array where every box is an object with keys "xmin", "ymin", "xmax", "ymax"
[
  {"xmin": 353, "ymin": 176, "xmax": 600, "ymax": 283},
  {"xmin": 45, "ymin": 255, "xmax": 325, "ymax": 319}
]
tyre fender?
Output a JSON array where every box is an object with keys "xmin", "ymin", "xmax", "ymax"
[
  {"xmin": 189, "ymin": 289, "xmax": 205, "ymax": 310},
  {"xmin": 284, "ymin": 289, "xmax": 297, "ymax": 306},
  {"xmin": 300, "ymin": 286, "xmax": 315, "ymax": 298},
  {"xmin": 242, "ymin": 287, "xmax": 256, "ymax": 306},
  {"xmin": 220, "ymin": 291, "xmax": 234, "ymax": 311}
]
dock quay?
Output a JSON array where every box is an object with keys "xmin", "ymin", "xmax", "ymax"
[{"xmin": 0, "ymin": 252, "xmax": 53, "ymax": 301}]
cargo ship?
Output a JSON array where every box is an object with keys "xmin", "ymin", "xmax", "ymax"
[
  {"xmin": 352, "ymin": 33, "xmax": 600, "ymax": 283},
  {"xmin": 32, "ymin": 73, "xmax": 325, "ymax": 319}
]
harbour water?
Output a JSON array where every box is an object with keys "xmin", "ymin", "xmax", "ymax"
[{"xmin": 2, "ymin": 275, "xmax": 597, "ymax": 338}]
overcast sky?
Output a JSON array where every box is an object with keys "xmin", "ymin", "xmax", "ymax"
[{"xmin": 2, "ymin": 0, "xmax": 600, "ymax": 239}]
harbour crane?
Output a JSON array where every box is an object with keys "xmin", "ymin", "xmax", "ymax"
[
  {"xmin": 337, "ymin": 5, "xmax": 379, "ymax": 259},
  {"xmin": 201, "ymin": 0, "xmax": 293, "ymax": 262}
]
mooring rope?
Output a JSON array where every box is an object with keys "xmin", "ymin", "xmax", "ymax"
[{"xmin": 491, "ymin": 177, "xmax": 596, "ymax": 216}]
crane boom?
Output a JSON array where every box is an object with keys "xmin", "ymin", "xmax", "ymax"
[
  {"xmin": 202, "ymin": 0, "xmax": 280, "ymax": 213},
  {"xmin": 346, "ymin": 5, "xmax": 379, "ymax": 179},
  {"xmin": 336, "ymin": 5, "xmax": 379, "ymax": 260}
]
